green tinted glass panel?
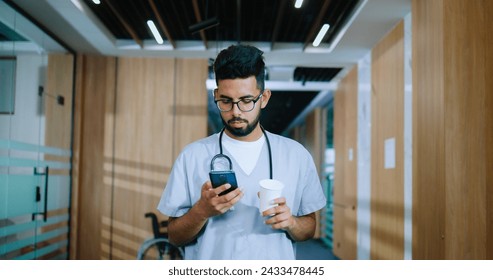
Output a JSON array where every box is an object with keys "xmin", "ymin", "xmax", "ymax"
[
  {"xmin": 0, "ymin": 156, "xmax": 70, "ymax": 169},
  {"xmin": 0, "ymin": 215, "xmax": 69, "ymax": 256},
  {"xmin": 0, "ymin": 174, "xmax": 39, "ymax": 219},
  {"xmin": 0, "ymin": 139, "xmax": 71, "ymax": 157},
  {"xmin": 0, "ymin": 213, "xmax": 68, "ymax": 238},
  {"xmin": 0, "ymin": 220, "xmax": 35, "ymax": 238},
  {"xmin": 14, "ymin": 240, "xmax": 69, "ymax": 260},
  {"xmin": 0, "ymin": 174, "xmax": 6, "ymax": 218}
]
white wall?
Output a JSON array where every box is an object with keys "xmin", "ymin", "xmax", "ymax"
[{"xmin": 0, "ymin": 54, "xmax": 47, "ymax": 146}]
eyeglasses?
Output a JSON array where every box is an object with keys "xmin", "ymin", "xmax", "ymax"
[{"xmin": 214, "ymin": 91, "xmax": 263, "ymax": 112}]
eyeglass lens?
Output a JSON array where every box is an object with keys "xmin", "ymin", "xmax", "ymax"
[
  {"xmin": 215, "ymin": 92, "xmax": 263, "ymax": 112},
  {"xmin": 217, "ymin": 100, "xmax": 256, "ymax": 112}
]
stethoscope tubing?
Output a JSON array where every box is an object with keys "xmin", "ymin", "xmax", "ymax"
[{"xmin": 215, "ymin": 125, "xmax": 273, "ymax": 179}]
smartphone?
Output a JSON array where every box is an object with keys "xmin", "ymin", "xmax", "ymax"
[{"xmin": 209, "ymin": 170, "xmax": 238, "ymax": 196}]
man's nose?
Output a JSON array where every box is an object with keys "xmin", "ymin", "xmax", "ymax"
[{"xmin": 231, "ymin": 102, "xmax": 242, "ymax": 115}]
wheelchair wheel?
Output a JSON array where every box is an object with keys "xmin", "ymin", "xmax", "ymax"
[{"xmin": 137, "ymin": 238, "xmax": 184, "ymax": 260}]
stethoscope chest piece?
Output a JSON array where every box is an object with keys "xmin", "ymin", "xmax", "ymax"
[
  {"xmin": 209, "ymin": 150, "xmax": 238, "ymax": 196},
  {"xmin": 211, "ymin": 126, "xmax": 273, "ymax": 180},
  {"xmin": 210, "ymin": 153, "xmax": 233, "ymax": 172}
]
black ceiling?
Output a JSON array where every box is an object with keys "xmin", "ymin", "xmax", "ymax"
[
  {"xmin": 293, "ymin": 67, "xmax": 341, "ymax": 83},
  {"xmin": 260, "ymin": 90, "xmax": 319, "ymax": 133},
  {"xmin": 80, "ymin": 0, "xmax": 356, "ymax": 135},
  {"xmin": 82, "ymin": 0, "xmax": 360, "ymax": 49}
]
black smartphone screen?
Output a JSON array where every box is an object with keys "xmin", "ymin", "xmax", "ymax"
[{"xmin": 209, "ymin": 171, "xmax": 238, "ymax": 196}]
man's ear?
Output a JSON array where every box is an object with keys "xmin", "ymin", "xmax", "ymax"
[{"xmin": 260, "ymin": 89, "xmax": 271, "ymax": 109}]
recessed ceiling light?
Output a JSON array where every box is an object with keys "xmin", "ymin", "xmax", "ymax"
[
  {"xmin": 147, "ymin": 20, "xmax": 164, "ymax": 44},
  {"xmin": 313, "ymin": 24, "xmax": 330, "ymax": 47}
]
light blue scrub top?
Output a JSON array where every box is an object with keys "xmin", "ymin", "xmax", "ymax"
[{"xmin": 157, "ymin": 131, "xmax": 327, "ymax": 260}]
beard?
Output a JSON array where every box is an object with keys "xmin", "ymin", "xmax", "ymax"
[{"xmin": 222, "ymin": 111, "xmax": 261, "ymax": 137}]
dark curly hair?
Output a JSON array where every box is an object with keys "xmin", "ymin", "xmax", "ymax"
[{"xmin": 213, "ymin": 44, "xmax": 266, "ymax": 92}]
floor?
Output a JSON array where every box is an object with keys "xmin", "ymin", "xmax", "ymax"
[{"xmin": 296, "ymin": 239, "xmax": 339, "ymax": 260}]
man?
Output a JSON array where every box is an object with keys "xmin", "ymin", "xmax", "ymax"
[{"xmin": 157, "ymin": 44, "xmax": 326, "ymax": 259}]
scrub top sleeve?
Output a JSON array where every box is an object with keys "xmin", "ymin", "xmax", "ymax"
[
  {"xmin": 157, "ymin": 151, "xmax": 192, "ymax": 217},
  {"xmin": 297, "ymin": 152, "xmax": 327, "ymax": 216}
]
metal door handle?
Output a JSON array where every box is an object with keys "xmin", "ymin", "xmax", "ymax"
[{"xmin": 32, "ymin": 166, "xmax": 49, "ymax": 222}]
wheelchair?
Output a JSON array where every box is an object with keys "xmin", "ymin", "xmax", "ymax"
[{"xmin": 136, "ymin": 212, "xmax": 184, "ymax": 260}]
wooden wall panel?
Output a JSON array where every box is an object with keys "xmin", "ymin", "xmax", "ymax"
[
  {"xmin": 303, "ymin": 108, "xmax": 327, "ymax": 239},
  {"xmin": 43, "ymin": 53, "xmax": 74, "ymax": 258},
  {"xmin": 70, "ymin": 54, "xmax": 83, "ymax": 260},
  {"xmin": 412, "ymin": 0, "xmax": 446, "ymax": 260},
  {"xmin": 333, "ymin": 86, "xmax": 345, "ymax": 208},
  {"xmin": 486, "ymin": 0, "xmax": 493, "ymax": 261},
  {"xmin": 343, "ymin": 68, "xmax": 358, "ymax": 213},
  {"xmin": 413, "ymin": 0, "xmax": 492, "ymax": 259},
  {"xmin": 73, "ymin": 55, "xmax": 116, "ymax": 259},
  {"xmin": 45, "ymin": 54, "xmax": 74, "ymax": 151},
  {"xmin": 111, "ymin": 57, "xmax": 176, "ymax": 259},
  {"xmin": 173, "ymin": 59, "xmax": 208, "ymax": 159},
  {"xmin": 443, "ymin": 0, "xmax": 489, "ymax": 259},
  {"xmin": 73, "ymin": 55, "xmax": 208, "ymax": 259},
  {"xmin": 332, "ymin": 66, "xmax": 358, "ymax": 260},
  {"xmin": 304, "ymin": 108, "xmax": 326, "ymax": 177},
  {"xmin": 370, "ymin": 21, "xmax": 405, "ymax": 260}
]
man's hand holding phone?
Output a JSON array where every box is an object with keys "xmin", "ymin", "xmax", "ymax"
[{"xmin": 194, "ymin": 181, "xmax": 243, "ymax": 219}]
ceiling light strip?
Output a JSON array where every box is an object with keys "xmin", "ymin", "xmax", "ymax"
[
  {"xmin": 312, "ymin": 24, "xmax": 330, "ymax": 47},
  {"xmin": 294, "ymin": 0, "xmax": 304, "ymax": 9},
  {"xmin": 147, "ymin": 20, "xmax": 164, "ymax": 44}
]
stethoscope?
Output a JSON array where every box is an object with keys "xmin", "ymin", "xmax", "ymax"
[{"xmin": 211, "ymin": 125, "xmax": 273, "ymax": 179}]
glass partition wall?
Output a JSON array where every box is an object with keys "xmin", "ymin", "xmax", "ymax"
[{"xmin": 0, "ymin": 0, "xmax": 74, "ymax": 259}]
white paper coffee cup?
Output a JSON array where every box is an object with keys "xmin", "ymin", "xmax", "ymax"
[{"xmin": 259, "ymin": 179, "xmax": 284, "ymax": 213}]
